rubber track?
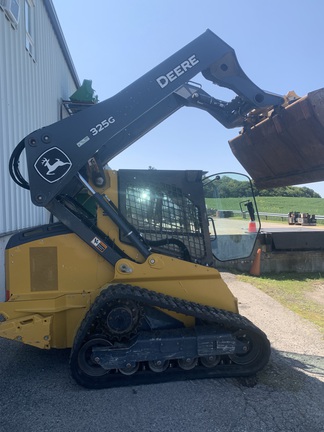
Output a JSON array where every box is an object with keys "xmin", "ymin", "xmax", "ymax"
[{"xmin": 70, "ymin": 284, "xmax": 271, "ymax": 389}]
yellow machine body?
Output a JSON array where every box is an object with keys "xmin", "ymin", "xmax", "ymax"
[{"xmin": 1, "ymin": 171, "xmax": 238, "ymax": 349}]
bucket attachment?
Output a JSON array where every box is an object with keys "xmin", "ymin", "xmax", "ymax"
[{"xmin": 229, "ymin": 88, "xmax": 324, "ymax": 188}]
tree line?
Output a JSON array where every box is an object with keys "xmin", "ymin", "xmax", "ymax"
[{"xmin": 204, "ymin": 176, "xmax": 321, "ymax": 198}]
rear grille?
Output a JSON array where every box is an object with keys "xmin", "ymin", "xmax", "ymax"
[{"xmin": 30, "ymin": 247, "xmax": 58, "ymax": 291}]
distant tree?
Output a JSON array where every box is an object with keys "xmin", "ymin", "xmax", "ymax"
[
  {"xmin": 203, "ymin": 175, "xmax": 322, "ymax": 198},
  {"xmin": 256, "ymin": 185, "xmax": 321, "ymax": 198},
  {"xmin": 203, "ymin": 175, "xmax": 251, "ymax": 198}
]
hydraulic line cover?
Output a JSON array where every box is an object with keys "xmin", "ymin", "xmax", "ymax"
[{"xmin": 229, "ymin": 88, "xmax": 324, "ymax": 188}]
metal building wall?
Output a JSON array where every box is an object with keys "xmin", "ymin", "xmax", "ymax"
[{"xmin": 0, "ymin": 0, "xmax": 78, "ymax": 235}]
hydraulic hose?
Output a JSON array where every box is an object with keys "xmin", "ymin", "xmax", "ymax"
[{"xmin": 9, "ymin": 140, "xmax": 30, "ymax": 190}]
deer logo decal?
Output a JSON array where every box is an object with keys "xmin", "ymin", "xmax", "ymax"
[{"xmin": 34, "ymin": 147, "xmax": 72, "ymax": 183}]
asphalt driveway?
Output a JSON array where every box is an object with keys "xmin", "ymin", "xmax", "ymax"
[{"xmin": 0, "ymin": 273, "xmax": 323, "ymax": 432}]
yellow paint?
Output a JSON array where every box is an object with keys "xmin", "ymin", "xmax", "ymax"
[{"xmin": 0, "ymin": 170, "xmax": 238, "ymax": 349}]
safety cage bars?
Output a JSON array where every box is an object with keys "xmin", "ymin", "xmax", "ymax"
[{"xmin": 117, "ymin": 170, "xmax": 209, "ymax": 263}]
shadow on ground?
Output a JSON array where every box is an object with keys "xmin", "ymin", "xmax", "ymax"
[{"xmin": 0, "ymin": 338, "xmax": 323, "ymax": 432}]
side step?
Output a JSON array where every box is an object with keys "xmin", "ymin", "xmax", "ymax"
[{"xmin": 229, "ymin": 88, "xmax": 324, "ymax": 188}]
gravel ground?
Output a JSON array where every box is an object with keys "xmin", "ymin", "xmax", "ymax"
[{"xmin": 0, "ymin": 273, "xmax": 323, "ymax": 432}]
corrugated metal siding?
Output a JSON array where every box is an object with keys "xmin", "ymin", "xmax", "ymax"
[{"xmin": 0, "ymin": 0, "xmax": 78, "ymax": 235}]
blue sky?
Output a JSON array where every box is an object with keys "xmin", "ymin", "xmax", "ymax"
[{"xmin": 53, "ymin": 0, "xmax": 324, "ymax": 196}]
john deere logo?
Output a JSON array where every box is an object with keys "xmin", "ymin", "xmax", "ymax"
[{"xmin": 34, "ymin": 147, "xmax": 72, "ymax": 183}]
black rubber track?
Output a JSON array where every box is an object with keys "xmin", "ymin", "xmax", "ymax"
[{"xmin": 70, "ymin": 284, "xmax": 271, "ymax": 389}]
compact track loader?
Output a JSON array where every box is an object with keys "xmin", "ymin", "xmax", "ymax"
[{"xmin": 1, "ymin": 29, "xmax": 324, "ymax": 389}]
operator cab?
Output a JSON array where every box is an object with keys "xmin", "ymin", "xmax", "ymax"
[{"xmin": 118, "ymin": 170, "xmax": 259, "ymax": 266}]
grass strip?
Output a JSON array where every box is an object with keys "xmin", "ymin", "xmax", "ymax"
[{"xmin": 238, "ymin": 273, "xmax": 324, "ymax": 334}]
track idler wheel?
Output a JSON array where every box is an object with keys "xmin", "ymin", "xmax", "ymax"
[
  {"xmin": 229, "ymin": 330, "xmax": 262, "ymax": 365},
  {"xmin": 77, "ymin": 337, "xmax": 111, "ymax": 377}
]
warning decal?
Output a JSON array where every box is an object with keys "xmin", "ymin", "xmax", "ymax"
[{"xmin": 91, "ymin": 237, "xmax": 107, "ymax": 252}]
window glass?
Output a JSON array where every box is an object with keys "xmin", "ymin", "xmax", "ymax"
[
  {"xmin": 203, "ymin": 173, "xmax": 260, "ymax": 261},
  {"xmin": 25, "ymin": 0, "xmax": 34, "ymax": 58}
]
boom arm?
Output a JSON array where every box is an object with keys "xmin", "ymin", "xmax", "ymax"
[{"xmin": 11, "ymin": 29, "xmax": 283, "ymax": 207}]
